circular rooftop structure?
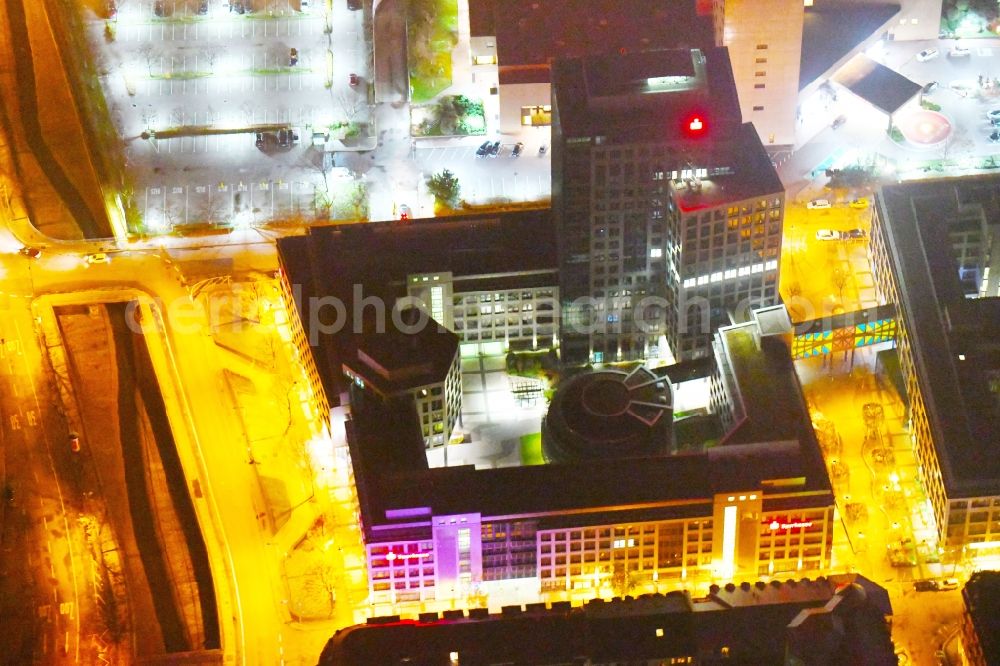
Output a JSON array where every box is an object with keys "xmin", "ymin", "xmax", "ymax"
[
  {"xmin": 542, "ymin": 365, "xmax": 674, "ymax": 463},
  {"xmin": 896, "ymin": 109, "xmax": 952, "ymax": 148}
]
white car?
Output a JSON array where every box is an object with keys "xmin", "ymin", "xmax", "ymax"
[
  {"xmin": 987, "ymin": 109, "xmax": 1000, "ymax": 122},
  {"xmin": 949, "ymin": 45, "xmax": 971, "ymax": 58},
  {"xmin": 807, "ymin": 199, "xmax": 832, "ymax": 209},
  {"xmin": 940, "ymin": 577, "xmax": 960, "ymax": 590},
  {"xmin": 916, "ymin": 48, "xmax": 939, "ymax": 62},
  {"xmin": 816, "ymin": 229, "xmax": 842, "ymax": 241}
]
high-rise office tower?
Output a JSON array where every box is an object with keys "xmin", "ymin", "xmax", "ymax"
[
  {"xmin": 551, "ymin": 47, "xmax": 784, "ymax": 364},
  {"xmin": 711, "ymin": 0, "xmax": 804, "ymax": 149}
]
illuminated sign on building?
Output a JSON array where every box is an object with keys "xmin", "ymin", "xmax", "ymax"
[
  {"xmin": 768, "ymin": 520, "xmax": 814, "ymax": 531},
  {"xmin": 385, "ymin": 551, "xmax": 432, "ymax": 562},
  {"xmin": 689, "ymin": 117, "xmax": 704, "ymax": 133}
]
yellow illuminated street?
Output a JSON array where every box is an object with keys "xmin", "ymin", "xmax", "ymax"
[{"xmin": 780, "ymin": 197, "xmax": 876, "ymax": 321}]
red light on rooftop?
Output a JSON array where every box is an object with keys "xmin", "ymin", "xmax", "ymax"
[{"xmin": 688, "ymin": 117, "xmax": 705, "ymax": 133}]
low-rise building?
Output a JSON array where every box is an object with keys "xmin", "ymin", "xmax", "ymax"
[{"xmin": 319, "ymin": 575, "xmax": 894, "ymax": 666}]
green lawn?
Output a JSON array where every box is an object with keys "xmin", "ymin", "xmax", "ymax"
[
  {"xmin": 407, "ymin": 0, "xmax": 458, "ymax": 102},
  {"xmin": 519, "ymin": 433, "xmax": 545, "ymax": 466}
]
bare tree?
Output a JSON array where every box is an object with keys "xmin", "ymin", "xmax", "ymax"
[
  {"xmin": 137, "ymin": 44, "xmax": 156, "ymax": 75},
  {"xmin": 201, "ymin": 46, "xmax": 221, "ymax": 72},
  {"xmin": 831, "ymin": 266, "xmax": 848, "ymax": 302},
  {"xmin": 336, "ymin": 91, "xmax": 363, "ymax": 121}
]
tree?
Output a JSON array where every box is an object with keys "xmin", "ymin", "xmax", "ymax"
[
  {"xmin": 607, "ymin": 564, "xmax": 637, "ymax": 598},
  {"xmin": 427, "ymin": 169, "xmax": 460, "ymax": 209}
]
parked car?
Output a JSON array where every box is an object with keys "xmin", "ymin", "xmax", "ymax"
[
  {"xmin": 916, "ymin": 48, "xmax": 939, "ymax": 62},
  {"xmin": 849, "ymin": 197, "xmax": 869, "ymax": 209},
  {"xmin": 831, "ymin": 115, "xmax": 847, "ymax": 130},
  {"xmin": 940, "ymin": 577, "xmax": 960, "ymax": 590},
  {"xmin": 511, "ymin": 142, "xmax": 524, "ymax": 157},
  {"xmin": 987, "ymin": 109, "xmax": 1000, "ymax": 122},
  {"xmin": 86, "ymin": 252, "xmax": 109, "ymax": 265},
  {"xmin": 475, "ymin": 140, "xmax": 491, "ymax": 157},
  {"xmin": 349, "ymin": 73, "xmax": 360, "ymax": 87},
  {"xmin": 914, "ymin": 580, "xmax": 939, "ymax": 592},
  {"xmin": 538, "ymin": 144, "xmax": 547, "ymax": 156},
  {"xmin": 816, "ymin": 229, "xmax": 842, "ymax": 241},
  {"xmin": 255, "ymin": 132, "xmax": 264, "ymax": 148},
  {"xmin": 19, "ymin": 246, "xmax": 41, "ymax": 259},
  {"xmin": 153, "ymin": 0, "xmax": 165, "ymax": 16},
  {"xmin": 197, "ymin": 0, "xmax": 209, "ymax": 14},
  {"xmin": 949, "ymin": 45, "xmax": 971, "ymax": 58},
  {"xmin": 990, "ymin": 130, "xmax": 1000, "ymax": 144},
  {"xmin": 289, "ymin": 128, "xmax": 300, "ymax": 145},
  {"xmin": 230, "ymin": 0, "xmax": 246, "ymax": 13},
  {"xmin": 278, "ymin": 129, "xmax": 290, "ymax": 147},
  {"xmin": 807, "ymin": 198, "xmax": 832, "ymax": 209},
  {"xmin": 289, "ymin": 48, "xmax": 299, "ymax": 66},
  {"xmin": 398, "ymin": 204, "xmax": 411, "ymax": 220},
  {"xmin": 845, "ymin": 228, "xmax": 867, "ymax": 239},
  {"xmin": 488, "ymin": 140, "xmax": 501, "ymax": 157},
  {"xmin": 921, "ymin": 81, "xmax": 939, "ymax": 95}
]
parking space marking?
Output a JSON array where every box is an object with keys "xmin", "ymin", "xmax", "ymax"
[{"xmin": 143, "ymin": 179, "xmax": 318, "ymax": 227}]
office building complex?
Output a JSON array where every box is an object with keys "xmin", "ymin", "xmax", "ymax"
[
  {"xmin": 319, "ymin": 575, "xmax": 894, "ymax": 666},
  {"xmin": 551, "ymin": 47, "xmax": 784, "ymax": 364},
  {"xmin": 329, "ymin": 304, "xmax": 833, "ymax": 605},
  {"xmin": 870, "ymin": 176, "xmax": 1000, "ymax": 552}
]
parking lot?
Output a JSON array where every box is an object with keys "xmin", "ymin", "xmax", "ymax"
[
  {"xmin": 92, "ymin": 0, "xmax": 368, "ymax": 231},
  {"xmin": 141, "ymin": 179, "xmax": 317, "ymax": 229}
]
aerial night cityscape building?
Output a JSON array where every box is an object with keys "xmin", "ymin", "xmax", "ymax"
[{"xmin": 2, "ymin": 0, "xmax": 1000, "ymax": 664}]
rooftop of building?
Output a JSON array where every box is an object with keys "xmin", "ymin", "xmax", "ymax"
[
  {"xmin": 344, "ymin": 308, "xmax": 459, "ymax": 396},
  {"xmin": 551, "ymin": 47, "xmax": 742, "ymax": 142},
  {"xmin": 542, "ymin": 365, "xmax": 674, "ymax": 462},
  {"xmin": 963, "ymin": 570, "xmax": 1000, "ymax": 665},
  {"xmin": 481, "ymin": 0, "xmax": 712, "ymax": 71},
  {"xmin": 715, "ymin": 308, "xmax": 822, "ymax": 450},
  {"xmin": 346, "ymin": 320, "xmax": 831, "ymax": 536},
  {"xmin": 276, "ymin": 210, "xmax": 557, "ymax": 400},
  {"xmin": 672, "ymin": 124, "xmax": 785, "ymax": 213},
  {"xmin": 830, "ymin": 54, "xmax": 921, "ymax": 115},
  {"xmin": 318, "ymin": 574, "xmax": 893, "ymax": 666},
  {"xmin": 799, "ymin": 2, "xmax": 901, "ymax": 90},
  {"xmin": 875, "ymin": 176, "xmax": 1000, "ymax": 496}
]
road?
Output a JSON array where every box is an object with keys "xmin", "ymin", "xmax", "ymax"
[{"xmin": 0, "ymin": 286, "xmax": 91, "ymax": 663}]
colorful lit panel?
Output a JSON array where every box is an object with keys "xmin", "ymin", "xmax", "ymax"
[{"xmin": 791, "ymin": 318, "xmax": 897, "ymax": 359}]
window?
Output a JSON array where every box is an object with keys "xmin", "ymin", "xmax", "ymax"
[
  {"xmin": 520, "ymin": 105, "xmax": 552, "ymax": 126},
  {"xmin": 755, "ymin": 57, "xmax": 767, "ymax": 64},
  {"xmin": 753, "ymin": 105, "xmax": 764, "ymax": 111},
  {"xmin": 754, "ymin": 71, "xmax": 766, "ymax": 77},
  {"xmin": 755, "ymin": 44, "xmax": 768, "ymax": 50},
  {"xmin": 754, "ymin": 83, "xmax": 765, "ymax": 89}
]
